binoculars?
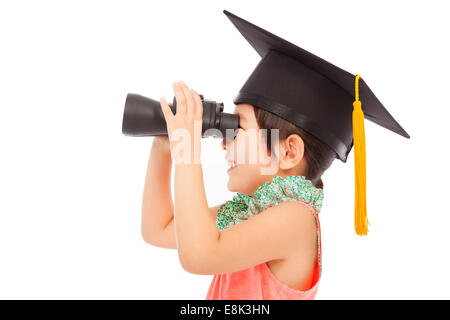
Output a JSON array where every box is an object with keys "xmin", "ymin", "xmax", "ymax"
[{"xmin": 122, "ymin": 93, "xmax": 240, "ymax": 141}]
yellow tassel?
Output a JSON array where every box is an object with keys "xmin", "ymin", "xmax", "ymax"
[{"xmin": 353, "ymin": 74, "xmax": 369, "ymax": 236}]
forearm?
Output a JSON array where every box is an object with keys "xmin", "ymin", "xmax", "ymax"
[
  {"xmin": 141, "ymin": 138, "xmax": 174, "ymax": 241},
  {"xmin": 174, "ymin": 163, "xmax": 219, "ymax": 265}
]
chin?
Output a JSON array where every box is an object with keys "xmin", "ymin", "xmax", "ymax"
[
  {"xmin": 226, "ymin": 169, "xmax": 254, "ymax": 194},
  {"xmin": 226, "ymin": 170, "xmax": 242, "ymax": 193},
  {"xmin": 226, "ymin": 176, "xmax": 238, "ymax": 192}
]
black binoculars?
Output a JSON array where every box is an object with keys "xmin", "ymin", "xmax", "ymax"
[{"xmin": 122, "ymin": 93, "xmax": 240, "ymax": 141}]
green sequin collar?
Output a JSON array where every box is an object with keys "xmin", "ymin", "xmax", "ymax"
[{"xmin": 216, "ymin": 175, "xmax": 324, "ymax": 231}]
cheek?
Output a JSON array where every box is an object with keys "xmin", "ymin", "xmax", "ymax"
[
  {"xmin": 233, "ymin": 133, "xmax": 271, "ymax": 167},
  {"xmin": 233, "ymin": 134, "xmax": 252, "ymax": 164}
]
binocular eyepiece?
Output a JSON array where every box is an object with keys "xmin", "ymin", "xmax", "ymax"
[{"xmin": 122, "ymin": 93, "xmax": 239, "ymax": 141}]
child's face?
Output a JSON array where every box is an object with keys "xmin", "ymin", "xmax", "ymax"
[{"xmin": 222, "ymin": 104, "xmax": 282, "ymax": 196}]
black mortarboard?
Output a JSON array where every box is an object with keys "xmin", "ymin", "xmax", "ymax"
[{"xmin": 223, "ymin": 9, "xmax": 410, "ymax": 236}]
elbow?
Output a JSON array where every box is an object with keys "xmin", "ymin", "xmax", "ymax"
[
  {"xmin": 141, "ymin": 231, "xmax": 153, "ymax": 245},
  {"xmin": 141, "ymin": 204, "xmax": 156, "ymax": 244},
  {"xmin": 140, "ymin": 212, "xmax": 160, "ymax": 246},
  {"xmin": 141, "ymin": 226, "xmax": 157, "ymax": 246},
  {"xmin": 178, "ymin": 248, "xmax": 212, "ymax": 275}
]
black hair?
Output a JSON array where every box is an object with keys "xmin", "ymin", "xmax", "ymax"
[{"xmin": 253, "ymin": 106, "xmax": 337, "ymax": 189}]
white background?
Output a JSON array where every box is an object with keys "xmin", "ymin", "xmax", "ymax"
[{"xmin": 1, "ymin": 0, "xmax": 449, "ymax": 299}]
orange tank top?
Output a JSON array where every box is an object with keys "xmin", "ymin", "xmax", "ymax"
[{"xmin": 206, "ymin": 199, "xmax": 322, "ymax": 300}]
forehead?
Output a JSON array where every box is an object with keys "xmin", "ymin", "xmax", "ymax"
[{"xmin": 233, "ymin": 104, "xmax": 254, "ymax": 119}]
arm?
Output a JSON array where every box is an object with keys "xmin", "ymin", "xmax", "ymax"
[
  {"xmin": 140, "ymin": 136, "xmax": 174, "ymax": 246},
  {"xmin": 173, "ymin": 163, "xmax": 317, "ymax": 275},
  {"xmin": 196, "ymin": 201, "xmax": 317, "ymax": 275},
  {"xmin": 141, "ymin": 136, "xmax": 222, "ymax": 249},
  {"xmin": 149, "ymin": 204, "xmax": 223, "ymax": 249}
]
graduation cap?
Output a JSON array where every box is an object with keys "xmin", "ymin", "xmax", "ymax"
[{"xmin": 223, "ymin": 9, "xmax": 410, "ymax": 236}]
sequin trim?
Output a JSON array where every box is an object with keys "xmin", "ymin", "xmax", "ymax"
[{"xmin": 216, "ymin": 175, "xmax": 324, "ymax": 231}]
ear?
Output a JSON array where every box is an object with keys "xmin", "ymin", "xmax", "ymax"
[{"xmin": 279, "ymin": 134, "xmax": 305, "ymax": 170}]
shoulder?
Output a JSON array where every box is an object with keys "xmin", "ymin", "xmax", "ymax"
[
  {"xmin": 269, "ymin": 201, "xmax": 318, "ymax": 258},
  {"xmin": 270, "ymin": 201, "xmax": 317, "ymax": 228},
  {"xmin": 253, "ymin": 200, "xmax": 317, "ymax": 247},
  {"xmin": 257, "ymin": 201, "xmax": 318, "ymax": 257},
  {"xmin": 270, "ymin": 200, "xmax": 315, "ymax": 223}
]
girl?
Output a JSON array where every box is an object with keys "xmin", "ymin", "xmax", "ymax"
[
  {"xmin": 138, "ymin": 10, "xmax": 410, "ymax": 300},
  {"xmin": 141, "ymin": 80, "xmax": 335, "ymax": 299}
]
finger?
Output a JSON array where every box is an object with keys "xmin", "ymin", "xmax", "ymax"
[
  {"xmin": 173, "ymin": 81, "xmax": 186, "ymax": 118},
  {"xmin": 182, "ymin": 85, "xmax": 195, "ymax": 117},
  {"xmin": 192, "ymin": 89, "xmax": 203, "ymax": 120},
  {"xmin": 160, "ymin": 97, "xmax": 174, "ymax": 123},
  {"xmin": 178, "ymin": 81, "xmax": 193, "ymax": 115}
]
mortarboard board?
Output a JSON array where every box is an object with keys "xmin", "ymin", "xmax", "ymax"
[{"xmin": 223, "ymin": 9, "xmax": 410, "ymax": 236}]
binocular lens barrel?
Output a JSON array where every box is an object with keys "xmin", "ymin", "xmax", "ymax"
[{"xmin": 122, "ymin": 93, "xmax": 239, "ymax": 140}]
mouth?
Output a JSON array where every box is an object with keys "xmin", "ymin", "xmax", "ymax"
[{"xmin": 227, "ymin": 159, "xmax": 237, "ymax": 173}]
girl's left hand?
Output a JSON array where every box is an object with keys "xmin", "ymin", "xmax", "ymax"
[{"xmin": 159, "ymin": 81, "xmax": 203, "ymax": 165}]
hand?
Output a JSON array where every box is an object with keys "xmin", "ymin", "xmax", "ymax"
[{"xmin": 159, "ymin": 81, "xmax": 203, "ymax": 165}]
